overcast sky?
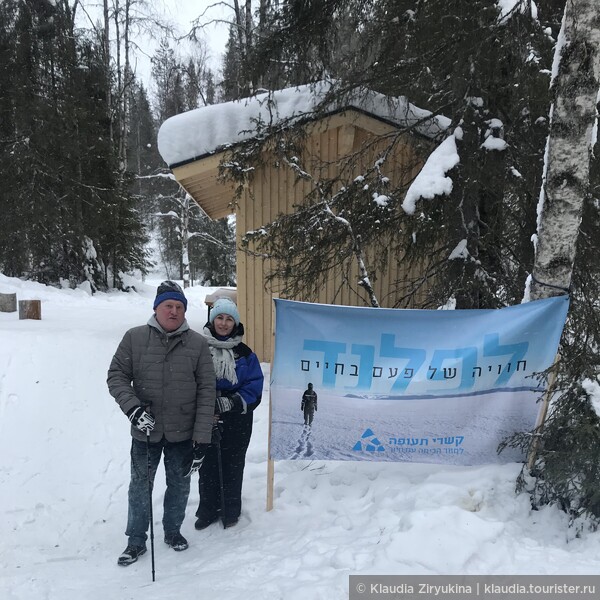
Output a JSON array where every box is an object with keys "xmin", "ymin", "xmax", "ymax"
[
  {"xmin": 160, "ymin": 0, "xmax": 230, "ymax": 67},
  {"xmin": 76, "ymin": 0, "xmax": 230, "ymax": 88}
]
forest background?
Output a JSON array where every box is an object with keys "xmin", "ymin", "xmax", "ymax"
[{"xmin": 2, "ymin": 0, "xmax": 600, "ymax": 526}]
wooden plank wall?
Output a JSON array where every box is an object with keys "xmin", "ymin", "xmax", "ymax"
[{"xmin": 237, "ymin": 123, "xmax": 433, "ymax": 361}]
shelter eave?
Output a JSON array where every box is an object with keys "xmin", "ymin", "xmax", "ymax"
[
  {"xmin": 171, "ymin": 153, "xmax": 236, "ymax": 220},
  {"xmin": 169, "ymin": 108, "xmax": 431, "ymax": 220}
]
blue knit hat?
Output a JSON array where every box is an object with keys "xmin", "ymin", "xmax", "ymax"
[
  {"xmin": 153, "ymin": 280, "xmax": 187, "ymax": 311},
  {"xmin": 209, "ymin": 297, "xmax": 240, "ymax": 325}
]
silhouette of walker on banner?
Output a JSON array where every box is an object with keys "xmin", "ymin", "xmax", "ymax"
[{"xmin": 301, "ymin": 383, "xmax": 318, "ymax": 426}]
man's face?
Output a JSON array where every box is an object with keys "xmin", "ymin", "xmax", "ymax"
[{"xmin": 155, "ymin": 300, "xmax": 186, "ymax": 332}]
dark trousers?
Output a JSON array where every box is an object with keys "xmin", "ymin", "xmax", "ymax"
[
  {"xmin": 304, "ymin": 405, "xmax": 315, "ymax": 425},
  {"xmin": 196, "ymin": 412, "xmax": 253, "ymax": 522},
  {"xmin": 126, "ymin": 437, "xmax": 193, "ymax": 546}
]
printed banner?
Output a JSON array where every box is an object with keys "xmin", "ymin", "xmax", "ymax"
[{"xmin": 270, "ymin": 296, "xmax": 569, "ymax": 465}]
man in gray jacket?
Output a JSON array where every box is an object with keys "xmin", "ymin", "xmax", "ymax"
[{"xmin": 107, "ymin": 280, "xmax": 216, "ymax": 566}]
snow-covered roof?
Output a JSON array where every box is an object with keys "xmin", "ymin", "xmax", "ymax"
[{"xmin": 157, "ymin": 81, "xmax": 450, "ymax": 168}]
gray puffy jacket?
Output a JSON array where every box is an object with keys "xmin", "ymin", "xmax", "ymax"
[{"xmin": 107, "ymin": 317, "xmax": 216, "ymax": 443}]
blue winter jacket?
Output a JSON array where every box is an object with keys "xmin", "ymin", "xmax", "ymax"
[{"xmin": 212, "ymin": 323, "xmax": 264, "ymax": 411}]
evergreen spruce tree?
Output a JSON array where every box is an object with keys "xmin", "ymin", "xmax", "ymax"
[
  {"xmin": 0, "ymin": 0, "xmax": 150, "ymax": 289},
  {"xmin": 191, "ymin": 216, "xmax": 236, "ymax": 286},
  {"xmin": 150, "ymin": 38, "xmax": 236, "ymax": 281},
  {"xmin": 219, "ymin": 0, "xmax": 600, "ymax": 524},
  {"xmin": 0, "ymin": 0, "xmax": 28, "ymax": 276},
  {"xmin": 204, "ymin": 69, "xmax": 216, "ymax": 105},
  {"xmin": 221, "ymin": 25, "xmax": 245, "ymax": 101},
  {"xmin": 238, "ymin": 0, "xmax": 554, "ymax": 309}
]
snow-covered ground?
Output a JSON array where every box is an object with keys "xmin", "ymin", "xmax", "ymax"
[{"xmin": 1, "ymin": 273, "xmax": 599, "ymax": 600}]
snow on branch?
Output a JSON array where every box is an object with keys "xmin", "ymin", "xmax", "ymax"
[{"xmin": 401, "ymin": 132, "xmax": 460, "ymax": 215}]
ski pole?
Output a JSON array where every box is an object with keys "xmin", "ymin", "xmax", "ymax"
[
  {"xmin": 146, "ymin": 431, "xmax": 156, "ymax": 582},
  {"xmin": 214, "ymin": 422, "xmax": 226, "ymax": 528}
]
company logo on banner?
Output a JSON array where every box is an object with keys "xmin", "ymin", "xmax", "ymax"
[
  {"xmin": 353, "ymin": 429, "xmax": 385, "ymax": 453},
  {"xmin": 270, "ymin": 296, "xmax": 569, "ymax": 465}
]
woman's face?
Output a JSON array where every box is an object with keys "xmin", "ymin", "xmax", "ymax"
[{"xmin": 213, "ymin": 313, "xmax": 236, "ymax": 337}]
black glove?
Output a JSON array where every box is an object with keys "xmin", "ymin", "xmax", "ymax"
[
  {"xmin": 301, "ymin": 402, "xmax": 305, "ymax": 411},
  {"xmin": 216, "ymin": 392, "xmax": 246, "ymax": 414},
  {"xmin": 185, "ymin": 442, "xmax": 210, "ymax": 477},
  {"xmin": 127, "ymin": 406, "xmax": 155, "ymax": 434}
]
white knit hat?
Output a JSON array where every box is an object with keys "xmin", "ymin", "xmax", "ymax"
[{"xmin": 209, "ymin": 297, "xmax": 240, "ymax": 325}]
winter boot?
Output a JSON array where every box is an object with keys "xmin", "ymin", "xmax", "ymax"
[
  {"xmin": 222, "ymin": 516, "xmax": 239, "ymax": 529},
  {"xmin": 117, "ymin": 544, "xmax": 147, "ymax": 566},
  {"xmin": 194, "ymin": 513, "xmax": 218, "ymax": 530},
  {"xmin": 164, "ymin": 531, "xmax": 189, "ymax": 551}
]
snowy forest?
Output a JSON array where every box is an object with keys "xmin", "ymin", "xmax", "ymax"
[
  {"xmin": 0, "ymin": 0, "xmax": 236, "ymax": 290},
  {"xmin": 3, "ymin": 0, "xmax": 600, "ymax": 527}
]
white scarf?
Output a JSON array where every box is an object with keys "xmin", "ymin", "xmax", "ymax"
[{"xmin": 202, "ymin": 326, "xmax": 242, "ymax": 384}]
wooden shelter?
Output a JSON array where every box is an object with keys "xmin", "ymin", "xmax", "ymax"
[{"xmin": 158, "ymin": 83, "xmax": 447, "ymax": 361}]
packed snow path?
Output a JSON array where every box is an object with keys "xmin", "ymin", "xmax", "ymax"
[{"xmin": 292, "ymin": 424, "xmax": 315, "ymax": 459}]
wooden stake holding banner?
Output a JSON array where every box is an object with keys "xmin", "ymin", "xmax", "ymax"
[
  {"xmin": 527, "ymin": 353, "xmax": 561, "ymax": 471},
  {"xmin": 266, "ymin": 399, "xmax": 275, "ymax": 511},
  {"xmin": 266, "ymin": 296, "xmax": 278, "ymax": 512}
]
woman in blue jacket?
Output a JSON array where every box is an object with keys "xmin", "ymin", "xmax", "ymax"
[{"xmin": 195, "ymin": 297, "xmax": 264, "ymax": 529}]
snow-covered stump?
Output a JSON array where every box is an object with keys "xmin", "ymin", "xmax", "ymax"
[
  {"xmin": 0, "ymin": 293, "xmax": 17, "ymax": 313},
  {"xmin": 18, "ymin": 300, "xmax": 41, "ymax": 320}
]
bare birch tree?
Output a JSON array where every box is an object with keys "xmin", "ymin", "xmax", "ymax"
[
  {"xmin": 507, "ymin": 0, "xmax": 600, "ymax": 522},
  {"xmin": 530, "ymin": 0, "xmax": 600, "ymax": 301}
]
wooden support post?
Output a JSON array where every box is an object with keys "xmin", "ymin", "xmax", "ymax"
[
  {"xmin": 0, "ymin": 292, "xmax": 17, "ymax": 312},
  {"xmin": 527, "ymin": 354, "xmax": 561, "ymax": 471},
  {"xmin": 18, "ymin": 300, "xmax": 41, "ymax": 320},
  {"xmin": 266, "ymin": 296, "xmax": 277, "ymax": 511}
]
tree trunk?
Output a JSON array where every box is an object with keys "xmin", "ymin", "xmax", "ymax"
[
  {"xmin": 103, "ymin": 0, "xmax": 113, "ymax": 143},
  {"xmin": 182, "ymin": 195, "xmax": 191, "ymax": 288},
  {"xmin": 530, "ymin": 0, "xmax": 600, "ymax": 301},
  {"xmin": 119, "ymin": 0, "xmax": 131, "ymax": 172}
]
